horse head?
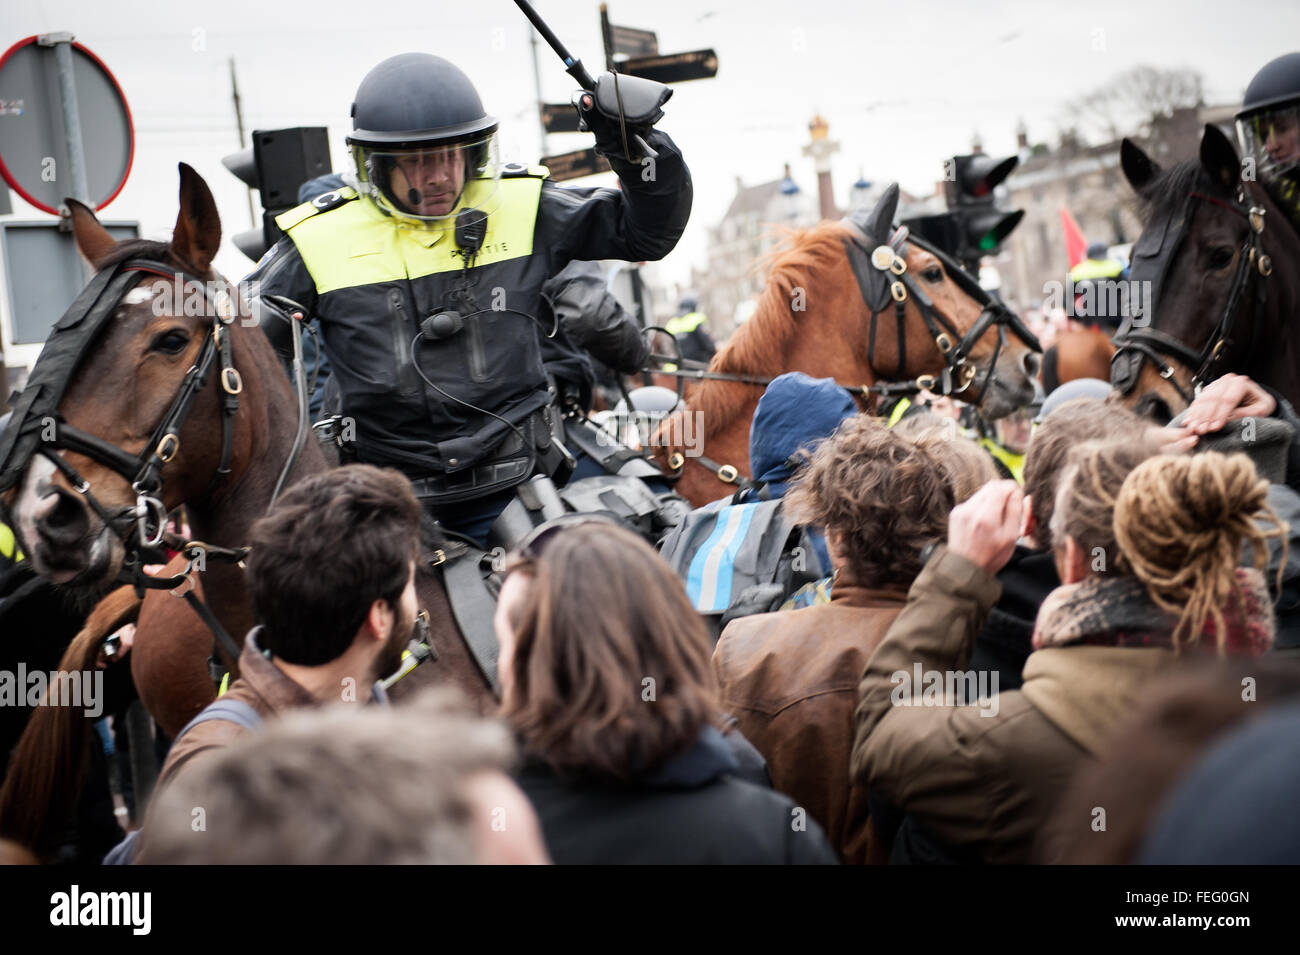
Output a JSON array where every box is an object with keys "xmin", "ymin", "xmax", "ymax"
[
  {"xmin": 3, "ymin": 164, "xmax": 260, "ymax": 598},
  {"xmin": 1112, "ymin": 125, "xmax": 1300, "ymax": 422},
  {"xmin": 843, "ymin": 183, "xmax": 1041, "ymax": 420}
]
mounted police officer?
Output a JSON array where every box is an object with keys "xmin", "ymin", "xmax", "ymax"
[
  {"xmin": 248, "ymin": 53, "xmax": 690, "ymax": 544},
  {"xmin": 1238, "ymin": 52, "xmax": 1300, "ymax": 235}
]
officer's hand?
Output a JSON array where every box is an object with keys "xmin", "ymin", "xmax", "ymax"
[
  {"xmin": 573, "ymin": 72, "xmax": 671, "ymax": 160},
  {"xmin": 947, "ymin": 480, "xmax": 1023, "ymax": 576}
]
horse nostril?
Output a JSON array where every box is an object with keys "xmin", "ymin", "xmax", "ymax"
[
  {"xmin": 37, "ymin": 488, "xmax": 90, "ymax": 544},
  {"xmin": 32, "ymin": 492, "xmax": 61, "ymax": 524},
  {"xmin": 1021, "ymin": 351, "xmax": 1041, "ymax": 380}
]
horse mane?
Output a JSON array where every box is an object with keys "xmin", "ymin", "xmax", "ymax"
[
  {"xmin": 1135, "ymin": 159, "xmax": 1220, "ymax": 222},
  {"xmin": 690, "ymin": 221, "xmax": 852, "ymax": 436},
  {"xmin": 95, "ymin": 237, "xmax": 176, "ymax": 269}
]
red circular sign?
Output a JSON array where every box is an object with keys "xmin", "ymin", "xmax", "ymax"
[{"xmin": 0, "ymin": 35, "xmax": 135, "ymax": 215}]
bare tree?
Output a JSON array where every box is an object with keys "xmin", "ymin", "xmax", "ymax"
[{"xmin": 1066, "ymin": 65, "xmax": 1206, "ymax": 142}]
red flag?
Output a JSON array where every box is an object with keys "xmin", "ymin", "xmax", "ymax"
[{"xmin": 1060, "ymin": 206, "xmax": 1087, "ymax": 268}]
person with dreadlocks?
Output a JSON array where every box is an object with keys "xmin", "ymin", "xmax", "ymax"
[
  {"xmin": 1102, "ymin": 451, "xmax": 1283, "ymax": 655},
  {"xmin": 850, "ymin": 441, "xmax": 1282, "ymax": 864}
]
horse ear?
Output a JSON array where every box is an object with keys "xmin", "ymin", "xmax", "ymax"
[
  {"xmin": 169, "ymin": 162, "xmax": 222, "ymax": 274},
  {"xmin": 1200, "ymin": 123, "xmax": 1241, "ymax": 193},
  {"xmin": 863, "ymin": 182, "xmax": 900, "ymax": 244},
  {"xmin": 66, "ymin": 199, "xmax": 119, "ymax": 268},
  {"xmin": 1120, "ymin": 138, "xmax": 1161, "ymax": 193}
]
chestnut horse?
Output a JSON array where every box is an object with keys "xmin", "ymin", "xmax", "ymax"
[
  {"xmin": 652, "ymin": 184, "xmax": 1042, "ymax": 505},
  {"xmin": 1112, "ymin": 125, "xmax": 1300, "ymax": 422},
  {"xmin": 0, "ymin": 165, "xmax": 488, "ymax": 855},
  {"xmin": 1041, "ymin": 328, "xmax": 1116, "ymax": 393}
]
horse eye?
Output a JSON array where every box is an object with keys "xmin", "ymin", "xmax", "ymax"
[
  {"xmin": 150, "ymin": 330, "xmax": 190, "ymax": 355},
  {"xmin": 1208, "ymin": 247, "xmax": 1234, "ymax": 269},
  {"xmin": 922, "ymin": 267, "xmax": 944, "ymax": 283}
]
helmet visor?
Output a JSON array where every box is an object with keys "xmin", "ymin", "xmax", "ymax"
[
  {"xmin": 354, "ymin": 133, "xmax": 500, "ymax": 223},
  {"xmin": 1238, "ymin": 103, "xmax": 1300, "ymax": 187},
  {"xmin": 994, "ymin": 406, "xmax": 1034, "ymax": 454}
]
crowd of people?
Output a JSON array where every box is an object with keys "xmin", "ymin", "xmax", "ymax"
[
  {"xmin": 3, "ymin": 367, "xmax": 1280, "ymax": 866},
  {"xmin": 0, "ymin": 38, "xmax": 1294, "ymax": 869}
]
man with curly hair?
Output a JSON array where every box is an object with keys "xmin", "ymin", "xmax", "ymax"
[{"xmin": 711, "ymin": 417, "xmax": 954, "ymax": 864}]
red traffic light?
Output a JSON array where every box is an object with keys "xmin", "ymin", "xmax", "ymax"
[{"xmin": 947, "ymin": 154, "xmax": 1019, "ymax": 204}]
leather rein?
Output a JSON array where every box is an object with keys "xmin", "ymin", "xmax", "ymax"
[{"xmin": 654, "ymin": 219, "xmax": 1041, "ymax": 488}]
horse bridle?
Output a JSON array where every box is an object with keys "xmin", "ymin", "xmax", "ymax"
[
  {"xmin": 653, "ymin": 220, "xmax": 1042, "ymax": 487},
  {"xmin": 34, "ymin": 260, "xmax": 245, "ymax": 587},
  {"xmin": 842, "ymin": 219, "xmax": 1042, "ymax": 405},
  {"xmin": 1111, "ymin": 185, "xmax": 1273, "ymax": 405}
]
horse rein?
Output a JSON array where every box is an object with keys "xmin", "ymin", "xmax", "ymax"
[
  {"xmin": 843, "ymin": 220, "xmax": 1041, "ymax": 407},
  {"xmin": 31, "ymin": 260, "xmax": 244, "ymax": 578},
  {"xmin": 651, "ymin": 221, "xmax": 1041, "ymax": 487},
  {"xmin": 1111, "ymin": 186, "xmax": 1273, "ymax": 405}
]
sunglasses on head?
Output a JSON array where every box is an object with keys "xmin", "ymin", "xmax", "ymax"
[{"xmin": 511, "ymin": 514, "xmax": 621, "ymax": 564}]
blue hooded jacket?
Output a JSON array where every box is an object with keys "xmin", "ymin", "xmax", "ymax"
[
  {"xmin": 734, "ymin": 373, "xmax": 858, "ymax": 574},
  {"xmin": 743, "ymin": 373, "xmax": 859, "ymax": 498}
]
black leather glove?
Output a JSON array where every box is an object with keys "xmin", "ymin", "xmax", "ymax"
[{"xmin": 573, "ymin": 71, "xmax": 672, "ymax": 162}]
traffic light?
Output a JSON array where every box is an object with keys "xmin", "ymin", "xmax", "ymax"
[
  {"xmin": 223, "ymin": 127, "xmax": 331, "ymax": 260},
  {"xmin": 945, "ymin": 153, "xmax": 1023, "ymax": 267},
  {"xmin": 905, "ymin": 153, "xmax": 1024, "ymax": 274}
]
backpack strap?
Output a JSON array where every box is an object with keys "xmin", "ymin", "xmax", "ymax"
[
  {"xmin": 172, "ymin": 698, "xmax": 265, "ymax": 745},
  {"xmin": 102, "ymin": 698, "xmax": 265, "ymax": 866}
]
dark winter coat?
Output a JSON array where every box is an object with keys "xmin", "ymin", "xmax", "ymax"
[{"xmin": 515, "ymin": 725, "xmax": 839, "ymax": 864}]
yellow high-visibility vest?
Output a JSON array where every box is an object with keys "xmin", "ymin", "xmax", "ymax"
[
  {"xmin": 1068, "ymin": 257, "xmax": 1124, "ymax": 282},
  {"xmin": 275, "ymin": 173, "xmax": 548, "ymax": 294},
  {"xmin": 0, "ymin": 522, "xmax": 22, "ymax": 563},
  {"xmin": 666, "ymin": 311, "xmax": 708, "ymax": 335},
  {"xmin": 979, "ymin": 436, "xmax": 1025, "ymax": 484}
]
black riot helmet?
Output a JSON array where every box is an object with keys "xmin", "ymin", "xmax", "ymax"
[
  {"xmin": 1236, "ymin": 53, "xmax": 1300, "ymax": 226},
  {"xmin": 347, "ymin": 53, "xmax": 501, "ymax": 226}
]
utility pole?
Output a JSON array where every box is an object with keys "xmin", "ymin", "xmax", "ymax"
[
  {"xmin": 599, "ymin": 3, "xmax": 616, "ymax": 71},
  {"xmin": 229, "ymin": 57, "xmax": 255, "ymax": 229},
  {"xmin": 528, "ymin": 26, "xmax": 548, "ymax": 159}
]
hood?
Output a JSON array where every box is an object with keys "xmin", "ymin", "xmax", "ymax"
[
  {"xmin": 749, "ymin": 373, "xmax": 858, "ymax": 484},
  {"xmin": 643, "ymin": 724, "xmax": 738, "ymax": 788}
]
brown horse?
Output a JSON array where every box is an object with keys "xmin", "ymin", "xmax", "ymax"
[
  {"xmin": 1112, "ymin": 125, "xmax": 1300, "ymax": 421},
  {"xmin": 0, "ymin": 165, "xmax": 489, "ymax": 855},
  {"xmin": 1041, "ymin": 327, "xmax": 1117, "ymax": 393},
  {"xmin": 651, "ymin": 185, "xmax": 1041, "ymax": 505}
]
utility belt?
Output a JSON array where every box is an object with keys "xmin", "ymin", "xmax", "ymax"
[{"xmin": 409, "ymin": 405, "xmax": 575, "ymax": 506}]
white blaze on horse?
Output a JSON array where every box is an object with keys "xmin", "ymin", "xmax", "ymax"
[{"xmin": 0, "ymin": 166, "xmax": 493, "ymax": 856}]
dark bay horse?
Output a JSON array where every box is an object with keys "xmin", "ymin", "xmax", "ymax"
[
  {"xmin": 651, "ymin": 184, "xmax": 1042, "ymax": 505},
  {"xmin": 0, "ymin": 165, "xmax": 489, "ymax": 855},
  {"xmin": 1112, "ymin": 125, "xmax": 1300, "ymax": 421}
]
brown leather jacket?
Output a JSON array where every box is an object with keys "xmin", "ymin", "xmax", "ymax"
[
  {"xmin": 713, "ymin": 580, "xmax": 907, "ymax": 864},
  {"xmin": 850, "ymin": 546, "xmax": 1174, "ymax": 864},
  {"xmin": 154, "ymin": 629, "xmax": 316, "ymax": 793}
]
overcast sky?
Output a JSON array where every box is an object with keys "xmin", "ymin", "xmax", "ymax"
[{"xmin": 6, "ymin": 0, "xmax": 1300, "ymax": 289}]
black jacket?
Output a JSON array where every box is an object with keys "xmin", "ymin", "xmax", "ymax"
[
  {"xmin": 248, "ymin": 131, "xmax": 690, "ymax": 479},
  {"xmin": 969, "ymin": 545, "xmax": 1060, "ymax": 691},
  {"xmin": 539, "ymin": 261, "xmax": 648, "ymax": 412},
  {"xmin": 515, "ymin": 726, "xmax": 837, "ymax": 864}
]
